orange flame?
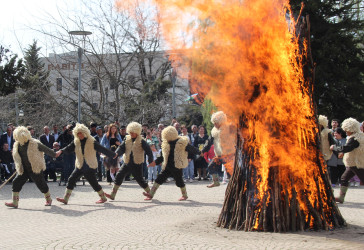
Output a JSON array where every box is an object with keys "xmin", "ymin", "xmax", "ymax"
[{"xmin": 116, "ymin": 0, "xmax": 333, "ymax": 227}]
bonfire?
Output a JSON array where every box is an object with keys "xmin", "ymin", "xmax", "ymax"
[{"xmin": 116, "ymin": 0, "xmax": 347, "ymax": 231}]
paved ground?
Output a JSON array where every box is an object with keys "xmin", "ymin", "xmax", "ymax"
[{"xmin": 0, "ymin": 180, "xmax": 363, "ymax": 249}]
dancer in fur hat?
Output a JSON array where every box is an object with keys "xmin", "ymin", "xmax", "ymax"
[
  {"xmin": 5, "ymin": 126, "xmax": 57, "ymax": 208},
  {"xmin": 330, "ymin": 117, "xmax": 364, "ymax": 203},
  {"xmin": 55, "ymin": 123, "xmax": 116, "ymax": 204},
  {"xmin": 144, "ymin": 126, "xmax": 200, "ymax": 201},
  {"xmin": 201, "ymin": 111, "xmax": 236, "ymax": 188},
  {"xmin": 318, "ymin": 115, "xmax": 336, "ymax": 161},
  {"xmin": 105, "ymin": 122, "xmax": 154, "ymax": 200}
]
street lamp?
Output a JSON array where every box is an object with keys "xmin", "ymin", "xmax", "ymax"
[
  {"xmin": 170, "ymin": 67, "xmax": 177, "ymax": 118},
  {"xmin": 68, "ymin": 30, "xmax": 92, "ymax": 123}
]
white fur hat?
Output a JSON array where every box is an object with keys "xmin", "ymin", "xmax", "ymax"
[
  {"xmin": 72, "ymin": 123, "xmax": 91, "ymax": 138},
  {"xmin": 162, "ymin": 126, "xmax": 179, "ymax": 142},
  {"xmin": 126, "ymin": 122, "xmax": 142, "ymax": 135},
  {"xmin": 318, "ymin": 115, "xmax": 328, "ymax": 127},
  {"xmin": 211, "ymin": 111, "xmax": 227, "ymax": 125},
  {"xmin": 13, "ymin": 126, "xmax": 31, "ymax": 145},
  {"xmin": 341, "ymin": 117, "xmax": 360, "ymax": 133}
]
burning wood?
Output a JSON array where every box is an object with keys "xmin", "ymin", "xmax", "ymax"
[
  {"xmin": 216, "ymin": 11, "xmax": 345, "ymax": 231},
  {"xmin": 129, "ymin": 0, "xmax": 347, "ymax": 231}
]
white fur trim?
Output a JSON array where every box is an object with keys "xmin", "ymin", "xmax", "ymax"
[
  {"xmin": 342, "ymin": 117, "xmax": 360, "ymax": 133},
  {"xmin": 126, "ymin": 122, "xmax": 142, "ymax": 135},
  {"xmin": 343, "ymin": 132, "xmax": 364, "ymax": 168},
  {"xmin": 13, "ymin": 126, "xmax": 31, "ymax": 145},
  {"xmin": 320, "ymin": 128, "xmax": 333, "ymax": 161},
  {"xmin": 211, "ymin": 111, "xmax": 227, "ymax": 125},
  {"xmin": 162, "ymin": 126, "xmax": 179, "ymax": 142},
  {"xmin": 161, "ymin": 136, "xmax": 189, "ymax": 170},
  {"xmin": 73, "ymin": 123, "xmax": 91, "ymax": 138},
  {"xmin": 13, "ymin": 139, "xmax": 46, "ymax": 174},
  {"xmin": 74, "ymin": 135, "xmax": 97, "ymax": 169},
  {"xmin": 318, "ymin": 115, "xmax": 328, "ymax": 128},
  {"xmin": 122, "ymin": 135, "xmax": 144, "ymax": 164}
]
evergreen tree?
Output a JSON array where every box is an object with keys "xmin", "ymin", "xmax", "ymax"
[
  {"xmin": 201, "ymin": 98, "xmax": 217, "ymax": 135},
  {"xmin": 0, "ymin": 46, "xmax": 24, "ymax": 95},
  {"xmin": 290, "ymin": 0, "xmax": 364, "ymax": 122},
  {"xmin": 20, "ymin": 41, "xmax": 61, "ymax": 127},
  {"xmin": 23, "ymin": 40, "xmax": 49, "ymax": 90}
]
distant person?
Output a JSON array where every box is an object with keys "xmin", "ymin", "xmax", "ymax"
[
  {"xmin": 0, "ymin": 126, "xmax": 14, "ymax": 151},
  {"xmin": 51, "ymin": 124, "xmax": 60, "ymax": 141},
  {"xmin": 331, "ymin": 119, "xmax": 340, "ymax": 133}
]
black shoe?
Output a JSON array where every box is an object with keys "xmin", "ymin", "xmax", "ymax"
[
  {"xmin": 125, "ymin": 178, "xmax": 130, "ymax": 181},
  {"xmin": 203, "ymin": 177, "xmax": 209, "ymax": 181},
  {"xmin": 198, "ymin": 177, "xmax": 201, "ymax": 181}
]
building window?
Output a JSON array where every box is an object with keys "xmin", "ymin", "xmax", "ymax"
[
  {"xmin": 110, "ymin": 81, "xmax": 117, "ymax": 90},
  {"xmin": 128, "ymin": 75, "xmax": 135, "ymax": 83},
  {"xmin": 91, "ymin": 78, "xmax": 98, "ymax": 90},
  {"xmin": 56, "ymin": 78, "xmax": 62, "ymax": 91},
  {"xmin": 109, "ymin": 101, "xmax": 116, "ymax": 109},
  {"xmin": 147, "ymin": 74, "xmax": 155, "ymax": 82},
  {"xmin": 73, "ymin": 77, "xmax": 78, "ymax": 91}
]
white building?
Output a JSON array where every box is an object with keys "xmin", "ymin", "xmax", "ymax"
[{"xmin": 41, "ymin": 50, "xmax": 191, "ymax": 125}]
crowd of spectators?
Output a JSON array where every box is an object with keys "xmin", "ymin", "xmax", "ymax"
[{"xmin": 4, "ymin": 116, "xmax": 360, "ymax": 187}]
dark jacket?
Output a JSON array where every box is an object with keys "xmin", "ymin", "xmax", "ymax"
[
  {"xmin": 0, "ymin": 133, "xmax": 14, "ymax": 150},
  {"xmin": 39, "ymin": 134, "xmax": 55, "ymax": 149}
]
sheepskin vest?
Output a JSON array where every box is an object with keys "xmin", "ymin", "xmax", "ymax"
[
  {"xmin": 123, "ymin": 135, "xmax": 144, "ymax": 164},
  {"xmin": 343, "ymin": 133, "xmax": 364, "ymax": 169},
  {"xmin": 13, "ymin": 139, "xmax": 46, "ymax": 175},
  {"xmin": 211, "ymin": 125, "xmax": 235, "ymax": 157},
  {"xmin": 320, "ymin": 128, "xmax": 333, "ymax": 161},
  {"xmin": 74, "ymin": 137, "xmax": 98, "ymax": 169},
  {"xmin": 161, "ymin": 136, "xmax": 189, "ymax": 170}
]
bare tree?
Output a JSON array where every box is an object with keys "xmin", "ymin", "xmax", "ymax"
[{"xmin": 31, "ymin": 0, "xmax": 188, "ymax": 125}]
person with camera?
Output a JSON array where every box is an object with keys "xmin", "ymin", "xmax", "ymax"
[{"xmin": 56, "ymin": 122, "xmax": 76, "ymax": 185}]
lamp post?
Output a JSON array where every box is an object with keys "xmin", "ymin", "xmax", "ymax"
[
  {"xmin": 68, "ymin": 30, "xmax": 92, "ymax": 123},
  {"xmin": 170, "ymin": 67, "xmax": 177, "ymax": 118}
]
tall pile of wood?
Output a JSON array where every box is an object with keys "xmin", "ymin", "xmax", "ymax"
[{"xmin": 217, "ymin": 15, "xmax": 346, "ymax": 232}]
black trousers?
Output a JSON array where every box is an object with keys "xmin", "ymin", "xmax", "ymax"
[
  {"xmin": 63, "ymin": 153, "xmax": 75, "ymax": 182},
  {"xmin": 328, "ymin": 165, "xmax": 346, "ymax": 185},
  {"xmin": 97, "ymin": 159, "xmax": 103, "ymax": 180},
  {"xmin": 155, "ymin": 166, "xmax": 185, "ymax": 188},
  {"xmin": 12, "ymin": 168, "xmax": 49, "ymax": 193},
  {"xmin": 44, "ymin": 157, "xmax": 57, "ymax": 181},
  {"xmin": 114, "ymin": 163, "xmax": 148, "ymax": 189},
  {"xmin": 340, "ymin": 166, "xmax": 364, "ymax": 187},
  {"xmin": 66, "ymin": 162, "xmax": 102, "ymax": 192}
]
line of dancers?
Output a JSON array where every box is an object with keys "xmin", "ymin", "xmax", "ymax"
[{"xmin": 5, "ymin": 111, "xmax": 230, "ymax": 208}]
